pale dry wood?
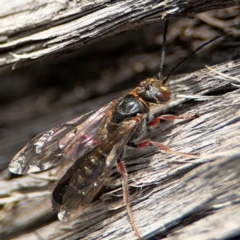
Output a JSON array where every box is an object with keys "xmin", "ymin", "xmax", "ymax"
[
  {"xmin": 1, "ymin": 6, "xmax": 240, "ymax": 170},
  {"xmin": 1, "ymin": 59, "xmax": 240, "ymax": 240},
  {"xmin": 1, "ymin": 2, "xmax": 240, "ymax": 240},
  {"xmin": 0, "ymin": 0, "xmax": 239, "ymax": 74}
]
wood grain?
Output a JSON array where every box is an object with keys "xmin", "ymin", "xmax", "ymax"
[
  {"xmin": 0, "ymin": 0, "xmax": 239, "ymax": 74},
  {"xmin": 0, "ymin": 1, "xmax": 240, "ymax": 240},
  {"xmin": 1, "ymin": 59, "xmax": 240, "ymax": 239}
]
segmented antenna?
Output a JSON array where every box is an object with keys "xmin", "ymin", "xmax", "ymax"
[
  {"xmin": 162, "ymin": 33, "xmax": 226, "ymax": 85},
  {"xmin": 157, "ymin": 20, "xmax": 169, "ymax": 80}
]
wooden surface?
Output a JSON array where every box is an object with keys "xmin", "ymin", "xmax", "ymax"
[
  {"xmin": 1, "ymin": 59, "xmax": 240, "ymax": 240},
  {"xmin": 1, "ymin": 1, "xmax": 240, "ymax": 240},
  {"xmin": 0, "ymin": 0, "xmax": 239, "ymax": 73}
]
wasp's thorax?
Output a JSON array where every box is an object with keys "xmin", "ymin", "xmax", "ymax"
[
  {"xmin": 111, "ymin": 78, "xmax": 170, "ymax": 125},
  {"xmin": 133, "ymin": 78, "xmax": 170, "ymax": 105}
]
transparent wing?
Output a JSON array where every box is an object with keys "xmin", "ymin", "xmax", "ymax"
[
  {"xmin": 9, "ymin": 103, "xmax": 115, "ymax": 174},
  {"xmin": 52, "ymin": 117, "xmax": 141, "ymax": 221}
]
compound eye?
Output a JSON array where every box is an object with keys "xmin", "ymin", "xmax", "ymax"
[{"xmin": 157, "ymin": 90, "xmax": 170, "ymax": 102}]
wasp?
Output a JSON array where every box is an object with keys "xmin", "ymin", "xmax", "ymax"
[{"xmin": 8, "ymin": 21, "xmax": 223, "ymax": 239}]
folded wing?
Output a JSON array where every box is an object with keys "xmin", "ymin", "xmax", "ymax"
[
  {"xmin": 9, "ymin": 103, "xmax": 115, "ymax": 174},
  {"xmin": 52, "ymin": 116, "xmax": 141, "ymax": 221}
]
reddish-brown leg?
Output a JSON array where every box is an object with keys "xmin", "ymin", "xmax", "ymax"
[
  {"xmin": 116, "ymin": 113, "xmax": 198, "ymax": 239},
  {"xmin": 117, "ymin": 160, "xmax": 143, "ymax": 240},
  {"xmin": 147, "ymin": 113, "xmax": 198, "ymax": 127},
  {"xmin": 136, "ymin": 139, "xmax": 198, "ymax": 158},
  {"xmin": 140, "ymin": 113, "xmax": 199, "ymax": 157}
]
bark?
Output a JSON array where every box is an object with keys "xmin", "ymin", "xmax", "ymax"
[{"xmin": 1, "ymin": 1, "xmax": 240, "ymax": 240}]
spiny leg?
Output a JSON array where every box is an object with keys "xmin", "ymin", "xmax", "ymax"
[{"xmin": 117, "ymin": 159, "xmax": 143, "ymax": 240}]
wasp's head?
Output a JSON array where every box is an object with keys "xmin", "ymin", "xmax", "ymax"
[{"xmin": 136, "ymin": 78, "xmax": 170, "ymax": 104}]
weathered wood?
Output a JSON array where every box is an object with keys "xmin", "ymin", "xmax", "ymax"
[
  {"xmin": 0, "ymin": 0, "xmax": 239, "ymax": 74},
  {"xmin": 1, "ymin": 59, "xmax": 240, "ymax": 240},
  {"xmin": 1, "ymin": 2, "xmax": 240, "ymax": 240}
]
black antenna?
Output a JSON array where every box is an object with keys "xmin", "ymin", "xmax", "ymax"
[
  {"xmin": 162, "ymin": 33, "xmax": 226, "ymax": 85},
  {"xmin": 157, "ymin": 20, "xmax": 169, "ymax": 80}
]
